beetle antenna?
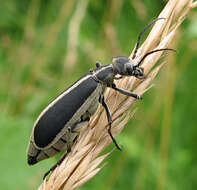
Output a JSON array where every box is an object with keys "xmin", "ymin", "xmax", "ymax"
[
  {"xmin": 136, "ymin": 48, "xmax": 176, "ymax": 67},
  {"xmin": 132, "ymin": 18, "xmax": 165, "ymax": 59}
]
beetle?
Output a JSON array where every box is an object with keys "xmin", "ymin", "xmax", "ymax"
[{"xmin": 27, "ymin": 18, "xmax": 175, "ymax": 178}]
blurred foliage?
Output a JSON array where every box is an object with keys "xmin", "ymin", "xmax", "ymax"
[{"xmin": 0, "ymin": 0, "xmax": 197, "ymax": 190}]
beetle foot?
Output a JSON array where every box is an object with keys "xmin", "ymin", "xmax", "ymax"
[{"xmin": 136, "ymin": 94, "xmax": 142, "ymax": 100}]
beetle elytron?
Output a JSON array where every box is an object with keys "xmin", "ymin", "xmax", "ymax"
[{"xmin": 27, "ymin": 18, "xmax": 174, "ymax": 178}]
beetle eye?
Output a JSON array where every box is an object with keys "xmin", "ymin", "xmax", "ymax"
[
  {"xmin": 126, "ymin": 65, "xmax": 133, "ymax": 74},
  {"xmin": 133, "ymin": 67, "xmax": 146, "ymax": 79}
]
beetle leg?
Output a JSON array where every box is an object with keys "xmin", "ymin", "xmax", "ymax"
[
  {"xmin": 43, "ymin": 118, "xmax": 89, "ymax": 179},
  {"xmin": 70, "ymin": 119, "xmax": 89, "ymax": 133},
  {"xmin": 111, "ymin": 83, "xmax": 142, "ymax": 99},
  {"xmin": 99, "ymin": 96, "xmax": 121, "ymax": 150},
  {"xmin": 43, "ymin": 147, "xmax": 71, "ymax": 180},
  {"xmin": 96, "ymin": 61, "xmax": 102, "ymax": 68},
  {"xmin": 114, "ymin": 76, "xmax": 123, "ymax": 80}
]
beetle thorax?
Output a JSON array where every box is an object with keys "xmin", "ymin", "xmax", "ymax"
[{"xmin": 93, "ymin": 65, "xmax": 115, "ymax": 86}]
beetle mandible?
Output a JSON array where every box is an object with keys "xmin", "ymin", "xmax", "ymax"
[{"xmin": 27, "ymin": 18, "xmax": 174, "ymax": 178}]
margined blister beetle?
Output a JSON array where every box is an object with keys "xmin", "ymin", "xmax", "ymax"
[{"xmin": 27, "ymin": 18, "xmax": 175, "ymax": 179}]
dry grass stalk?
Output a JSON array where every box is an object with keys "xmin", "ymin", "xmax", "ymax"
[
  {"xmin": 38, "ymin": 0, "xmax": 196, "ymax": 189},
  {"xmin": 63, "ymin": 0, "xmax": 89, "ymax": 69}
]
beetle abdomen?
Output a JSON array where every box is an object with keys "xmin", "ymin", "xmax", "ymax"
[
  {"xmin": 33, "ymin": 76, "xmax": 98, "ymax": 148},
  {"xmin": 28, "ymin": 128, "xmax": 78, "ymax": 165}
]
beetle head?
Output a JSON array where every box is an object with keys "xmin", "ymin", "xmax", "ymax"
[
  {"xmin": 112, "ymin": 56, "xmax": 146, "ymax": 79},
  {"xmin": 112, "ymin": 48, "xmax": 176, "ymax": 80},
  {"xmin": 131, "ymin": 66, "xmax": 145, "ymax": 79}
]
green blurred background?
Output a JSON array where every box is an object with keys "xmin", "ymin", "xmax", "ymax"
[{"xmin": 0, "ymin": 0, "xmax": 197, "ymax": 189}]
